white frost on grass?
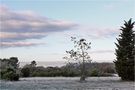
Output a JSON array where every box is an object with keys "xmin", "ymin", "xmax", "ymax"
[{"xmin": 0, "ymin": 77, "xmax": 134, "ymax": 90}]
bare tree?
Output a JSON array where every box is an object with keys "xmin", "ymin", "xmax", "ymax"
[{"xmin": 63, "ymin": 37, "xmax": 91, "ymax": 81}]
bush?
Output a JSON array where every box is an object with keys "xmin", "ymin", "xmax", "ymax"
[
  {"xmin": 0, "ymin": 57, "xmax": 20, "ymax": 81},
  {"xmin": 21, "ymin": 67, "xmax": 30, "ymax": 77},
  {"xmin": 11, "ymin": 73, "xmax": 19, "ymax": 81},
  {"xmin": 1, "ymin": 70, "xmax": 19, "ymax": 81},
  {"xmin": 90, "ymin": 69, "xmax": 99, "ymax": 76}
]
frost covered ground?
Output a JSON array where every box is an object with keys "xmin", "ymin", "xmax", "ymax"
[{"xmin": 0, "ymin": 77, "xmax": 134, "ymax": 90}]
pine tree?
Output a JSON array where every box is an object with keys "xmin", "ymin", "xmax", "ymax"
[{"xmin": 114, "ymin": 19, "xmax": 135, "ymax": 81}]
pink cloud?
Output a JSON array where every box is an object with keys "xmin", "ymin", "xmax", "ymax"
[
  {"xmin": 1, "ymin": 42, "xmax": 44, "ymax": 48},
  {"xmin": 0, "ymin": 5, "xmax": 77, "ymax": 48}
]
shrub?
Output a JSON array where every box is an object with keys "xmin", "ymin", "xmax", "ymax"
[
  {"xmin": 90, "ymin": 69, "xmax": 99, "ymax": 76},
  {"xmin": 21, "ymin": 67, "xmax": 30, "ymax": 77},
  {"xmin": 1, "ymin": 70, "xmax": 19, "ymax": 81},
  {"xmin": 0, "ymin": 57, "xmax": 20, "ymax": 81}
]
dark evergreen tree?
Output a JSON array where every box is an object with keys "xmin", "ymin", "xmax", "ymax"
[{"xmin": 114, "ymin": 19, "xmax": 135, "ymax": 81}]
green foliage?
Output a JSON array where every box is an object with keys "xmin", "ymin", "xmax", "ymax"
[
  {"xmin": 114, "ymin": 19, "xmax": 135, "ymax": 81},
  {"xmin": 30, "ymin": 61, "xmax": 37, "ymax": 67},
  {"xmin": 61, "ymin": 68, "xmax": 80, "ymax": 77},
  {"xmin": 0, "ymin": 68, "xmax": 19, "ymax": 81},
  {"xmin": 90, "ymin": 69, "xmax": 99, "ymax": 76},
  {"xmin": 20, "ymin": 61, "xmax": 115, "ymax": 77},
  {"xmin": 20, "ymin": 61, "xmax": 37, "ymax": 77},
  {"xmin": 21, "ymin": 67, "xmax": 30, "ymax": 77},
  {"xmin": 0, "ymin": 57, "xmax": 20, "ymax": 81}
]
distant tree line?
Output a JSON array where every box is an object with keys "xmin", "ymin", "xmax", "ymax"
[
  {"xmin": 20, "ymin": 61, "xmax": 116, "ymax": 77},
  {"xmin": 0, "ymin": 58, "xmax": 116, "ymax": 81}
]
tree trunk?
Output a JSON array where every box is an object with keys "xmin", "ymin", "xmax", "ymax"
[{"xmin": 80, "ymin": 49, "xmax": 86, "ymax": 81}]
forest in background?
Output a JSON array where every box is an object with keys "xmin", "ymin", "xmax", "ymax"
[{"xmin": 0, "ymin": 57, "xmax": 116, "ymax": 81}]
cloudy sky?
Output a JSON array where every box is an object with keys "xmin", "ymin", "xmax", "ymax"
[{"xmin": 0, "ymin": 0, "xmax": 135, "ymax": 63}]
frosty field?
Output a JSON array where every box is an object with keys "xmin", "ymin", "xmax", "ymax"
[{"xmin": 0, "ymin": 77, "xmax": 134, "ymax": 90}]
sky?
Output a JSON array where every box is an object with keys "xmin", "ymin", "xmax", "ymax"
[{"xmin": 0, "ymin": 0, "xmax": 135, "ymax": 63}]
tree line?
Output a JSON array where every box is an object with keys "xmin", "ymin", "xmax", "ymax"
[
  {"xmin": 21, "ymin": 61, "xmax": 116, "ymax": 77},
  {"xmin": 0, "ymin": 58, "xmax": 116, "ymax": 80}
]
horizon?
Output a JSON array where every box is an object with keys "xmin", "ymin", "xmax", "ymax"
[
  {"xmin": 0, "ymin": 0, "xmax": 135, "ymax": 63},
  {"xmin": 20, "ymin": 60, "xmax": 114, "ymax": 67}
]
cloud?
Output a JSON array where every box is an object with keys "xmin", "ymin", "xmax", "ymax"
[
  {"xmin": 86, "ymin": 27, "xmax": 119, "ymax": 39},
  {"xmin": 0, "ymin": 5, "xmax": 77, "ymax": 48},
  {"xmin": 89, "ymin": 50, "xmax": 115, "ymax": 62},
  {"xmin": 90, "ymin": 50, "xmax": 114, "ymax": 54},
  {"xmin": 1, "ymin": 42, "xmax": 44, "ymax": 48},
  {"xmin": 65, "ymin": 26, "xmax": 120, "ymax": 39},
  {"xmin": 0, "ymin": 32, "xmax": 47, "ymax": 42}
]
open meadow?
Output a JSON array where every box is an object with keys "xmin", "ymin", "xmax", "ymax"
[{"xmin": 0, "ymin": 77, "xmax": 134, "ymax": 90}]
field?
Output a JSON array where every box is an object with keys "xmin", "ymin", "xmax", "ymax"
[{"xmin": 0, "ymin": 77, "xmax": 134, "ymax": 90}]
